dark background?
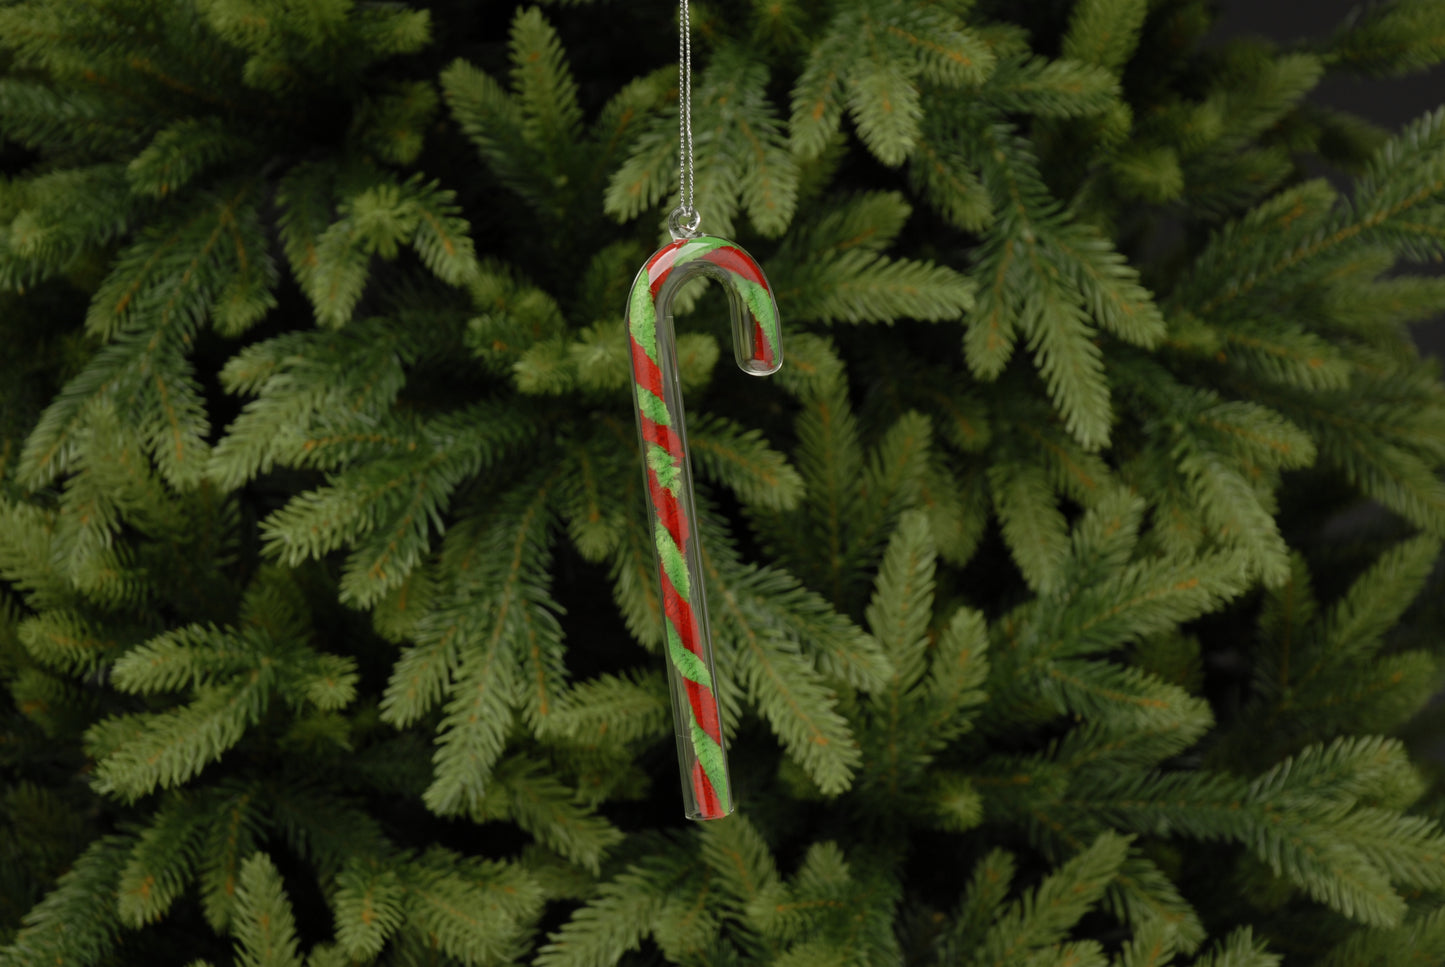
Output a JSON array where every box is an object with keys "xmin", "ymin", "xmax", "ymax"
[{"xmin": 1215, "ymin": 0, "xmax": 1445, "ymax": 355}]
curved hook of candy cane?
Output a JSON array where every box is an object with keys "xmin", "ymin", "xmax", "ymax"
[{"xmin": 625, "ymin": 235, "xmax": 782, "ymax": 821}]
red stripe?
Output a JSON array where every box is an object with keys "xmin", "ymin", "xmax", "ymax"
[
  {"xmin": 646, "ymin": 240, "xmax": 683, "ymax": 274},
  {"xmin": 660, "ymin": 568, "xmax": 723, "ymax": 746},
  {"xmin": 692, "ymin": 760, "xmax": 724, "ymax": 818},
  {"xmin": 647, "ymin": 466, "xmax": 688, "ymax": 549},
  {"xmin": 629, "ymin": 334, "xmax": 665, "ymax": 399},
  {"xmin": 639, "ymin": 414, "xmax": 679, "ymax": 455},
  {"xmin": 703, "ymin": 246, "xmax": 770, "ymax": 291},
  {"xmin": 683, "ymin": 671, "xmax": 722, "ymax": 745},
  {"xmin": 647, "ymin": 242, "xmax": 683, "ymax": 298},
  {"xmin": 661, "ymin": 567, "xmax": 701, "ymax": 658}
]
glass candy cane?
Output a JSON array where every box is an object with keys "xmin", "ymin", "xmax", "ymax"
[{"xmin": 626, "ymin": 231, "xmax": 782, "ymax": 820}]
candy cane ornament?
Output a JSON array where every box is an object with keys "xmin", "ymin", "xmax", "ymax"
[{"xmin": 627, "ymin": 233, "xmax": 782, "ymax": 820}]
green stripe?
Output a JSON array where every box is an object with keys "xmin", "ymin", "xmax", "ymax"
[
  {"xmin": 738, "ymin": 279, "xmax": 780, "ymax": 356},
  {"xmin": 629, "ymin": 276, "xmax": 658, "ymax": 362},
  {"xmin": 647, "ymin": 443, "xmax": 681, "ymax": 496},
  {"xmin": 672, "ymin": 236, "xmax": 729, "ymax": 268},
  {"xmin": 667, "ymin": 623, "xmax": 712, "ymax": 688},
  {"xmin": 690, "ymin": 718, "xmax": 730, "ymax": 804},
  {"xmin": 655, "ymin": 520, "xmax": 690, "ymax": 599},
  {"xmin": 637, "ymin": 386, "xmax": 671, "ymax": 426}
]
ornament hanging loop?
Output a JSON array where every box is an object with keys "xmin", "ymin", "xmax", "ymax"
[{"xmin": 668, "ymin": 206, "xmax": 703, "ymax": 240}]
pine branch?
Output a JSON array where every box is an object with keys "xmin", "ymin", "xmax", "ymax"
[
  {"xmin": 790, "ymin": 0, "xmax": 995, "ymax": 166},
  {"xmin": 546, "ymin": 669, "xmax": 672, "ymax": 747},
  {"xmin": 924, "ymin": 607, "xmax": 991, "ymax": 746},
  {"xmin": 16, "ymin": 608, "xmax": 127, "ymax": 675},
  {"xmin": 810, "ymin": 251, "xmax": 977, "ymax": 326},
  {"xmin": 989, "ymin": 460, "xmax": 1070, "ymax": 593},
  {"xmin": 86, "ymin": 675, "xmax": 273, "ymax": 803},
  {"xmin": 1322, "ymin": 0, "xmax": 1445, "ymax": 77},
  {"xmin": 918, "ymin": 455, "xmax": 988, "ymax": 568},
  {"xmin": 1107, "ymin": 852, "xmax": 1207, "ymax": 956},
  {"xmin": 607, "ymin": 462, "xmax": 667, "ymax": 649},
  {"xmin": 1324, "ymin": 533, "xmax": 1441, "ymax": 655},
  {"xmin": 535, "ymin": 845, "xmax": 693, "ymax": 967},
  {"xmin": 698, "ymin": 813, "xmax": 782, "ymax": 913},
  {"xmin": 608, "ymin": 46, "xmax": 797, "ymax": 236},
  {"xmin": 590, "ymin": 68, "xmax": 673, "ymax": 174},
  {"xmin": 780, "ymin": 380, "xmax": 863, "ymax": 593},
  {"xmin": 650, "ymin": 869, "xmax": 724, "ymax": 963},
  {"xmin": 126, "ymin": 117, "xmax": 251, "ymax": 199},
  {"xmin": 199, "ymin": 783, "xmax": 263, "ymax": 931},
  {"xmin": 954, "ymin": 116, "xmax": 1160, "ymax": 446},
  {"xmin": 1191, "ymin": 929, "xmax": 1279, "ymax": 967},
  {"xmin": 351, "ymin": 80, "xmax": 439, "ymax": 166},
  {"xmin": 0, "ymin": 80, "xmax": 145, "ymax": 155},
  {"xmin": 0, "ymin": 502, "xmax": 72, "ymax": 610},
  {"xmin": 1215, "ymin": 540, "xmax": 1442, "ymax": 768},
  {"xmin": 865, "ymin": 510, "xmax": 936, "ymax": 692},
  {"xmin": 558, "ymin": 438, "xmax": 628, "ymax": 562},
  {"xmin": 1182, "ymin": 108, "xmax": 1445, "ymax": 322},
  {"xmin": 1062, "ymin": 0, "xmax": 1149, "ymax": 74},
  {"xmin": 1248, "ymin": 369, "xmax": 1445, "ymax": 535},
  {"xmin": 701, "ymin": 539, "xmax": 863, "ymax": 794},
  {"xmin": 116, "ymin": 792, "xmax": 207, "ymax": 927},
  {"xmin": 510, "ymin": 7, "xmax": 583, "ymax": 150},
  {"xmin": 333, "ymin": 857, "xmax": 407, "ymax": 960},
  {"xmin": 419, "ymin": 609, "xmax": 516, "ymax": 813},
  {"xmin": 1318, "ymin": 908, "xmax": 1445, "ymax": 967},
  {"xmin": 984, "ymin": 56, "xmax": 1121, "ymax": 119},
  {"xmin": 858, "ymin": 510, "xmax": 990, "ymax": 801},
  {"xmin": 0, "ymin": 835, "xmax": 129, "ymax": 967},
  {"xmin": 266, "ymin": 781, "xmax": 389, "ymax": 882},
  {"xmin": 688, "ymin": 414, "xmax": 805, "ymax": 512},
  {"xmin": 1039, "ymin": 659, "xmax": 1211, "ymax": 735},
  {"xmin": 300, "ymin": 173, "xmax": 479, "ymax": 327},
  {"xmin": 480, "ymin": 757, "xmax": 623, "ymax": 874},
  {"xmin": 259, "ymin": 403, "xmax": 530, "ymax": 605},
  {"xmin": 847, "ymin": 411, "xmax": 933, "ymax": 572},
  {"xmin": 0, "ymin": 165, "xmax": 139, "ymax": 291},
  {"xmin": 1068, "ymin": 739, "xmax": 1445, "ymax": 926},
  {"xmin": 232, "ymin": 854, "xmax": 303, "ymax": 967},
  {"xmin": 419, "ymin": 475, "xmax": 565, "ymax": 814},
  {"xmin": 967, "ymin": 832, "xmax": 1131, "ymax": 967},
  {"xmin": 17, "ymin": 186, "xmax": 271, "ymax": 491}
]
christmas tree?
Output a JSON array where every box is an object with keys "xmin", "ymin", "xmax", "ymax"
[{"xmin": 5, "ymin": 0, "xmax": 1445, "ymax": 964}]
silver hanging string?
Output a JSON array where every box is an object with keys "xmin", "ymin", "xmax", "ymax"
[{"xmin": 670, "ymin": 0, "xmax": 702, "ymax": 239}]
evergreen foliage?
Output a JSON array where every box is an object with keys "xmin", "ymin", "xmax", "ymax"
[{"xmin": 2, "ymin": 1, "xmax": 1445, "ymax": 965}]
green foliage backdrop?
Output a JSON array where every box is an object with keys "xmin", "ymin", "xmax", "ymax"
[{"xmin": 3, "ymin": 0, "xmax": 1445, "ymax": 964}]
